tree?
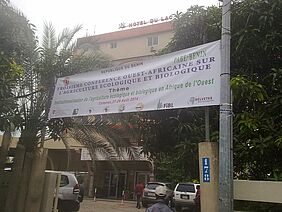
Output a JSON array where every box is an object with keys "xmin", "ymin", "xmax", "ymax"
[
  {"xmin": 0, "ymin": 0, "xmax": 36, "ymax": 139},
  {"xmin": 230, "ymin": 0, "xmax": 282, "ymax": 180},
  {"xmin": 2, "ymin": 20, "xmax": 113, "ymax": 211},
  {"xmin": 3, "ymin": 18, "xmax": 142, "ymax": 209},
  {"xmin": 161, "ymin": 5, "xmax": 221, "ymax": 54},
  {"xmin": 0, "ymin": 2, "xmax": 36, "ymax": 210},
  {"xmin": 137, "ymin": 106, "xmax": 219, "ymax": 183}
]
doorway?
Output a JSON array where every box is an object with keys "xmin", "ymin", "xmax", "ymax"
[{"xmin": 107, "ymin": 171, "xmax": 127, "ymax": 198}]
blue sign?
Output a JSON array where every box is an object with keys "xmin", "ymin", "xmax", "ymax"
[{"xmin": 202, "ymin": 157, "xmax": 210, "ymax": 182}]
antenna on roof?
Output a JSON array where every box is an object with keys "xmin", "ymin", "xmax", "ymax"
[{"xmin": 93, "ymin": 25, "xmax": 96, "ymax": 35}]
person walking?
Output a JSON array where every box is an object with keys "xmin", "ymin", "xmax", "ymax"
[
  {"xmin": 146, "ymin": 186, "xmax": 173, "ymax": 212},
  {"xmin": 135, "ymin": 181, "xmax": 144, "ymax": 209}
]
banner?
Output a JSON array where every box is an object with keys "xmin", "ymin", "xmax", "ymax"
[{"xmin": 49, "ymin": 40, "xmax": 221, "ymax": 118}]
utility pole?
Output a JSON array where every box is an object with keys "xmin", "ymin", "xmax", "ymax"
[
  {"xmin": 202, "ymin": 29, "xmax": 210, "ymax": 143},
  {"xmin": 219, "ymin": 0, "xmax": 233, "ymax": 211}
]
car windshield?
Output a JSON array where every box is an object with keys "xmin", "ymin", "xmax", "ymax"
[
  {"xmin": 176, "ymin": 184, "xmax": 195, "ymax": 192},
  {"xmin": 146, "ymin": 183, "xmax": 164, "ymax": 190}
]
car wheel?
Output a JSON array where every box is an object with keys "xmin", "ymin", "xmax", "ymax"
[
  {"xmin": 175, "ymin": 205, "xmax": 181, "ymax": 212},
  {"xmin": 169, "ymin": 199, "xmax": 175, "ymax": 208},
  {"xmin": 142, "ymin": 202, "xmax": 148, "ymax": 208},
  {"xmin": 57, "ymin": 199, "xmax": 80, "ymax": 212}
]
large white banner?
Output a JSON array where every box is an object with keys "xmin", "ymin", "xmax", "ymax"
[{"xmin": 49, "ymin": 40, "xmax": 221, "ymax": 119}]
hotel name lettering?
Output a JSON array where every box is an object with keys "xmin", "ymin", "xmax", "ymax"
[{"xmin": 119, "ymin": 15, "xmax": 173, "ymax": 29}]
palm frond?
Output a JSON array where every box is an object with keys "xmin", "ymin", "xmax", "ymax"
[
  {"xmin": 56, "ymin": 28, "xmax": 70, "ymax": 49},
  {"xmin": 69, "ymin": 121, "xmax": 118, "ymax": 160},
  {"xmin": 66, "ymin": 115, "xmax": 141, "ymax": 161},
  {"xmin": 57, "ymin": 24, "xmax": 82, "ymax": 51},
  {"xmin": 42, "ymin": 22, "xmax": 56, "ymax": 50}
]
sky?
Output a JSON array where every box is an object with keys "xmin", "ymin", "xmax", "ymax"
[{"xmin": 10, "ymin": 0, "xmax": 220, "ymax": 40}]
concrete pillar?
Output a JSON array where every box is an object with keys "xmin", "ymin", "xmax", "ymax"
[
  {"xmin": 88, "ymin": 173, "xmax": 94, "ymax": 197},
  {"xmin": 199, "ymin": 142, "xmax": 219, "ymax": 212},
  {"xmin": 40, "ymin": 172, "xmax": 60, "ymax": 212}
]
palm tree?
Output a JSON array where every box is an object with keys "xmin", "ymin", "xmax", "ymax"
[{"xmin": 5, "ymin": 21, "xmax": 142, "ymax": 210}]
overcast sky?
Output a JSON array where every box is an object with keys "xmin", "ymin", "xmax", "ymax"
[{"xmin": 11, "ymin": 0, "xmax": 220, "ymax": 40}]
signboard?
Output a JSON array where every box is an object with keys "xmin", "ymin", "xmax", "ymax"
[
  {"xmin": 119, "ymin": 15, "xmax": 174, "ymax": 29},
  {"xmin": 49, "ymin": 40, "xmax": 221, "ymax": 119},
  {"xmin": 202, "ymin": 157, "xmax": 211, "ymax": 182}
]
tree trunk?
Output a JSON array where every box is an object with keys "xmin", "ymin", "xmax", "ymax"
[
  {"xmin": 24, "ymin": 147, "xmax": 48, "ymax": 212},
  {"xmin": 61, "ymin": 134, "xmax": 71, "ymax": 171},
  {"xmin": 0, "ymin": 131, "xmax": 11, "ymax": 173},
  {"xmin": 0, "ymin": 131, "xmax": 12, "ymax": 211},
  {"xmin": 15, "ymin": 152, "xmax": 33, "ymax": 212},
  {"xmin": 5, "ymin": 144, "xmax": 26, "ymax": 212}
]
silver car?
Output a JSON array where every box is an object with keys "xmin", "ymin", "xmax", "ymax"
[
  {"xmin": 141, "ymin": 182, "xmax": 174, "ymax": 208},
  {"xmin": 46, "ymin": 171, "xmax": 81, "ymax": 212}
]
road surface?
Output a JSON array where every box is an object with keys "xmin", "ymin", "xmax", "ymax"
[{"xmin": 79, "ymin": 198, "xmax": 145, "ymax": 212}]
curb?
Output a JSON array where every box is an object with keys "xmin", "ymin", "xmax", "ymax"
[{"xmin": 84, "ymin": 197, "xmax": 136, "ymax": 204}]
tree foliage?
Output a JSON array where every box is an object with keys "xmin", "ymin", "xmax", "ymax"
[
  {"xmin": 161, "ymin": 5, "xmax": 221, "ymax": 54},
  {"xmin": 138, "ymin": 107, "xmax": 218, "ymax": 183},
  {"xmin": 231, "ymin": 0, "xmax": 281, "ymax": 79},
  {"xmin": 0, "ymin": 1, "xmax": 36, "ymax": 131},
  {"xmin": 231, "ymin": 0, "xmax": 282, "ymax": 180}
]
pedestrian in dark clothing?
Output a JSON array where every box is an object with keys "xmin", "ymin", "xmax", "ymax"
[
  {"xmin": 146, "ymin": 186, "xmax": 173, "ymax": 212},
  {"xmin": 194, "ymin": 185, "xmax": 201, "ymax": 212},
  {"xmin": 78, "ymin": 179, "xmax": 85, "ymax": 202},
  {"xmin": 135, "ymin": 181, "xmax": 144, "ymax": 209}
]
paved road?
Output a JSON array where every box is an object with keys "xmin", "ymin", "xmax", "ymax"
[
  {"xmin": 79, "ymin": 198, "xmax": 146, "ymax": 212},
  {"xmin": 79, "ymin": 198, "xmax": 195, "ymax": 212}
]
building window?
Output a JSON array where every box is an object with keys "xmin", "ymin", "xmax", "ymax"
[
  {"xmin": 110, "ymin": 42, "xmax": 117, "ymax": 49},
  {"xmin": 147, "ymin": 36, "xmax": 158, "ymax": 46}
]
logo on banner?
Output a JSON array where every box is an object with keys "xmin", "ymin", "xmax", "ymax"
[
  {"xmin": 72, "ymin": 108, "xmax": 79, "ymax": 115},
  {"xmin": 88, "ymin": 107, "xmax": 94, "ymax": 114},
  {"xmin": 136, "ymin": 103, "xmax": 144, "ymax": 111},
  {"xmin": 104, "ymin": 107, "xmax": 109, "ymax": 112},
  {"xmin": 118, "ymin": 104, "xmax": 125, "ymax": 112},
  {"xmin": 63, "ymin": 77, "xmax": 70, "ymax": 86},
  {"xmin": 189, "ymin": 96, "xmax": 214, "ymax": 105},
  {"xmin": 190, "ymin": 97, "xmax": 196, "ymax": 105},
  {"xmin": 157, "ymin": 99, "xmax": 174, "ymax": 109}
]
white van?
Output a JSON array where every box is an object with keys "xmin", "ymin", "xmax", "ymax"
[{"xmin": 173, "ymin": 182, "xmax": 199, "ymax": 211}]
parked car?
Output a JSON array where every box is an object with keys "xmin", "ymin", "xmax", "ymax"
[
  {"xmin": 173, "ymin": 182, "xmax": 200, "ymax": 211},
  {"xmin": 141, "ymin": 182, "xmax": 174, "ymax": 208},
  {"xmin": 46, "ymin": 171, "xmax": 81, "ymax": 212}
]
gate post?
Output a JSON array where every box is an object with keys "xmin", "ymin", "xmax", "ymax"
[{"xmin": 199, "ymin": 142, "xmax": 219, "ymax": 212}]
